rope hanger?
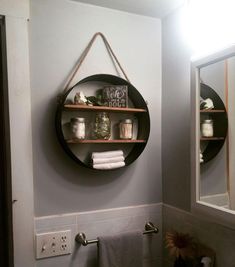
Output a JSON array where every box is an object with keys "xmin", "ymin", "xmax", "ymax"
[{"xmin": 62, "ymin": 32, "xmax": 130, "ymax": 95}]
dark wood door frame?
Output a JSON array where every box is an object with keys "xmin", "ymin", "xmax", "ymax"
[{"xmin": 0, "ymin": 15, "xmax": 14, "ymax": 267}]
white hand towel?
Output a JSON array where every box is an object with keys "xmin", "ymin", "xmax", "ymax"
[
  {"xmin": 93, "ymin": 161, "xmax": 125, "ymax": 170},
  {"xmin": 98, "ymin": 231, "xmax": 143, "ymax": 267},
  {"xmin": 92, "ymin": 150, "xmax": 123, "ymax": 159},
  {"xmin": 93, "ymin": 156, "xmax": 125, "ymax": 165}
]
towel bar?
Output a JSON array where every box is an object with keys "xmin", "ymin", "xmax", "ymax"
[{"xmin": 75, "ymin": 222, "xmax": 159, "ymax": 246}]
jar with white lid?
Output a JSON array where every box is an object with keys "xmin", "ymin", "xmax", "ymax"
[
  {"xmin": 119, "ymin": 119, "xmax": 133, "ymax": 139},
  {"xmin": 70, "ymin": 117, "xmax": 85, "ymax": 139},
  {"xmin": 201, "ymin": 119, "xmax": 213, "ymax": 137}
]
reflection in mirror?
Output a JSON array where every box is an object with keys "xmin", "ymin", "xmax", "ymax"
[{"xmin": 199, "ymin": 56, "xmax": 235, "ymax": 211}]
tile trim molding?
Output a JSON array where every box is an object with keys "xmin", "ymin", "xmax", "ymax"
[
  {"xmin": 35, "ymin": 202, "xmax": 163, "ymax": 229},
  {"xmin": 163, "ymin": 203, "xmax": 235, "ymax": 231}
]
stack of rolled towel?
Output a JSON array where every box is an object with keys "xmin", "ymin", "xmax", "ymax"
[
  {"xmin": 92, "ymin": 150, "xmax": 125, "ymax": 170},
  {"xmin": 200, "ymin": 150, "xmax": 204, "ymax": 163}
]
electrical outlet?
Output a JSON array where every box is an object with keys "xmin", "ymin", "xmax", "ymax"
[{"xmin": 36, "ymin": 230, "xmax": 71, "ymax": 259}]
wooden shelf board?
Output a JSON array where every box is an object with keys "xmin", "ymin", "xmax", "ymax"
[
  {"xmin": 200, "ymin": 137, "xmax": 225, "ymax": 141},
  {"xmin": 64, "ymin": 104, "xmax": 147, "ymax": 113},
  {"xmin": 67, "ymin": 139, "xmax": 146, "ymax": 144},
  {"xmin": 200, "ymin": 109, "xmax": 225, "ymax": 113}
]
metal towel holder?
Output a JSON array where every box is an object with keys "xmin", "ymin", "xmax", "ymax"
[{"xmin": 75, "ymin": 222, "xmax": 159, "ymax": 246}]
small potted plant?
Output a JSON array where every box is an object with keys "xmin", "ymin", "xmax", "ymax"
[
  {"xmin": 165, "ymin": 231, "xmax": 197, "ymax": 267},
  {"xmin": 165, "ymin": 231, "xmax": 215, "ymax": 267}
]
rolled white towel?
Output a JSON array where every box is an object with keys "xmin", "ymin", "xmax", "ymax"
[
  {"xmin": 93, "ymin": 161, "xmax": 125, "ymax": 170},
  {"xmin": 200, "ymin": 150, "xmax": 204, "ymax": 163},
  {"xmin": 92, "ymin": 150, "xmax": 123, "ymax": 159},
  {"xmin": 201, "ymin": 257, "xmax": 212, "ymax": 267},
  {"xmin": 93, "ymin": 156, "xmax": 125, "ymax": 165}
]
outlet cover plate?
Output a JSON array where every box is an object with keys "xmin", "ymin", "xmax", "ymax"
[{"xmin": 36, "ymin": 230, "xmax": 72, "ymax": 259}]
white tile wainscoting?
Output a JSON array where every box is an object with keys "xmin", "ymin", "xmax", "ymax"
[
  {"xmin": 163, "ymin": 204, "xmax": 235, "ymax": 267},
  {"xmin": 35, "ymin": 202, "xmax": 235, "ymax": 267},
  {"xmin": 35, "ymin": 203, "xmax": 162, "ymax": 267}
]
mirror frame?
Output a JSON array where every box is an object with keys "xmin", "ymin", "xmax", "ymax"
[{"xmin": 191, "ymin": 45, "xmax": 235, "ymax": 229}]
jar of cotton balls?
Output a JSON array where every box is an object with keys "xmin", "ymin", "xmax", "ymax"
[
  {"xmin": 201, "ymin": 119, "xmax": 213, "ymax": 137},
  {"xmin": 70, "ymin": 117, "xmax": 85, "ymax": 139}
]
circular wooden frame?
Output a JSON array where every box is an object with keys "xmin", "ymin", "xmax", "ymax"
[
  {"xmin": 200, "ymin": 83, "xmax": 228, "ymax": 163},
  {"xmin": 55, "ymin": 74, "xmax": 150, "ymax": 169}
]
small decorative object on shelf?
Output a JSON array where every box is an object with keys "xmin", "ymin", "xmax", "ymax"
[
  {"xmin": 200, "ymin": 97, "xmax": 214, "ymax": 110},
  {"xmin": 94, "ymin": 112, "xmax": 111, "ymax": 140},
  {"xmin": 102, "ymin": 85, "xmax": 128, "ymax": 107},
  {"xmin": 119, "ymin": 119, "xmax": 133, "ymax": 140},
  {"xmin": 201, "ymin": 119, "xmax": 213, "ymax": 137},
  {"xmin": 86, "ymin": 95, "xmax": 102, "ymax": 106},
  {"xmin": 74, "ymin": 91, "xmax": 88, "ymax": 105},
  {"xmin": 70, "ymin": 117, "xmax": 86, "ymax": 140}
]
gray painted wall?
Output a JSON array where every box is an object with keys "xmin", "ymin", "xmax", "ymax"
[
  {"xmin": 162, "ymin": 7, "xmax": 192, "ymax": 211},
  {"xmin": 30, "ymin": 0, "xmax": 162, "ymax": 216}
]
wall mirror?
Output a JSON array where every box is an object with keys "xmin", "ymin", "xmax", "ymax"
[{"xmin": 191, "ymin": 46, "xmax": 235, "ymax": 228}]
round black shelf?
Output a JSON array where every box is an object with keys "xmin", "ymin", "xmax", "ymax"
[
  {"xmin": 200, "ymin": 83, "xmax": 228, "ymax": 163},
  {"xmin": 55, "ymin": 74, "xmax": 150, "ymax": 170}
]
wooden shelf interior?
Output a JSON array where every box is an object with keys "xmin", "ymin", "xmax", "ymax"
[
  {"xmin": 64, "ymin": 104, "xmax": 147, "ymax": 113},
  {"xmin": 67, "ymin": 139, "xmax": 146, "ymax": 144},
  {"xmin": 200, "ymin": 137, "xmax": 225, "ymax": 141},
  {"xmin": 200, "ymin": 109, "xmax": 225, "ymax": 113}
]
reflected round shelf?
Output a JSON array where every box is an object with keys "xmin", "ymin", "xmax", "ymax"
[{"xmin": 200, "ymin": 83, "xmax": 228, "ymax": 163}]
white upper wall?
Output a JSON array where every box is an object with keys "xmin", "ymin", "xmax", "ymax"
[
  {"xmin": 71, "ymin": 0, "xmax": 185, "ymax": 18},
  {"xmin": 0, "ymin": 0, "xmax": 29, "ymax": 18}
]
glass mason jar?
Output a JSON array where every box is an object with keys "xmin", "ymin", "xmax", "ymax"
[
  {"xmin": 201, "ymin": 119, "xmax": 213, "ymax": 137},
  {"xmin": 70, "ymin": 117, "xmax": 85, "ymax": 139},
  {"xmin": 119, "ymin": 119, "xmax": 133, "ymax": 139},
  {"xmin": 94, "ymin": 112, "xmax": 111, "ymax": 139}
]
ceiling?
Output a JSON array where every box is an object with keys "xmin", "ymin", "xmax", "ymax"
[{"xmin": 71, "ymin": 0, "xmax": 186, "ymax": 18}]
